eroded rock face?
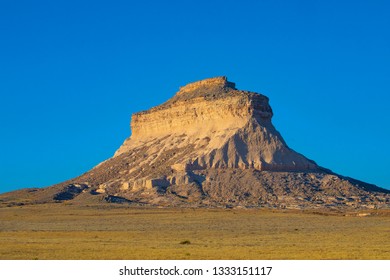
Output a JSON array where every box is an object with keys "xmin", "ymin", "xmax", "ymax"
[
  {"xmin": 115, "ymin": 76, "xmax": 317, "ymax": 172},
  {"xmin": 3, "ymin": 77, "xmax": 389, "ymax": 209}
]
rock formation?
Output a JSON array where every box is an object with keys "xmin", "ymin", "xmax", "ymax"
[
  {"xmin": 116, "ymin": 76, "xmax": 317, "ymax": 172},
  {"xmin": 1, "ymin": 77, "xmax": 389, "ymax": 209}
]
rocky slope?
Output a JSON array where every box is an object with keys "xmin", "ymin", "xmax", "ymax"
[{"xmin": 1, "ymin": 77, "xmax": 389, "ymax": 209}]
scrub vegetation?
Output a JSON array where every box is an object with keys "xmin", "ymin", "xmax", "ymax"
[{"xmin": 0, "ymin": 204, "xmax": 389, "ymax": 260}]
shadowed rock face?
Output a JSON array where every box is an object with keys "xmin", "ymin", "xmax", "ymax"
[{"xmin": 1, "ymin": 77, "xmax": 389, "ymax": 209}]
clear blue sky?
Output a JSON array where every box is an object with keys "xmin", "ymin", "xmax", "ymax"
[{"xmin": 1, "ymin": 0, "xmax": 389, "ymax": 193}]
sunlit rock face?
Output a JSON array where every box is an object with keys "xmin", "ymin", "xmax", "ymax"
[{"xmin": 115, "ymin": 76, "xmax": 318, "ymax": 172}]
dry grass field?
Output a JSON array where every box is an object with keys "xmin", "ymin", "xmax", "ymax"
[{"xmin": 0, "ymin": 204, "xmax": 389, "ymax": 260}]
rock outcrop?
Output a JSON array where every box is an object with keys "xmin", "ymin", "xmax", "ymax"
[
  {"xmin": 1, "ymin": 77, "xmax": 389, "ymax": 209},
  {"xmin": 115, "ymin": 76, "xmax": 317, "ymax": 172}
]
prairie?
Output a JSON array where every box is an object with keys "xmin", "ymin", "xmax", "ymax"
[{"xmin": 0, "ymin": 204, "xmax": 389, "ymax": 259}]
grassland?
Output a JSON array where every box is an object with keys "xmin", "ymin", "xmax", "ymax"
[{"xmin": 0, "ymin": 204, "xmax": 389, "ymax": 259}]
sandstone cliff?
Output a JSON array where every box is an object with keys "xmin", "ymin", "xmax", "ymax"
[
  {"xmin": 115, "ymin": 76, "xmax": 317, "ymax": 172},
  {"xmin": 1, "ymin": 77, "xmax": 389, "ymax": 209}
]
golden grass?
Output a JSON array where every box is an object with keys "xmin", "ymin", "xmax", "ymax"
[{"xmin": 0, "ymin": 204, "xmax": 389, "ymax": 259}]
